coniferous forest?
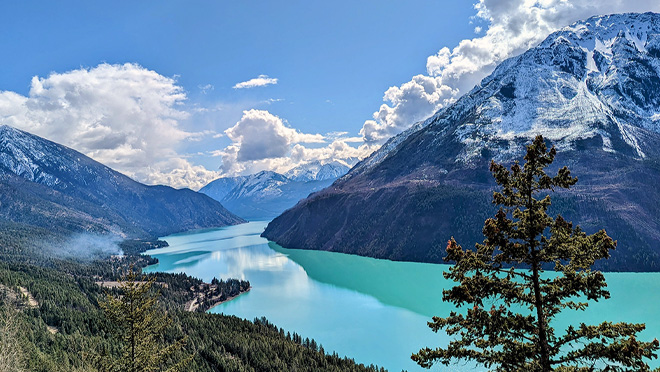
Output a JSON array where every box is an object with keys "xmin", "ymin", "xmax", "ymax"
[{"xmin": 0, "ymin": 231, "xmax": 386, "ymax": 372}]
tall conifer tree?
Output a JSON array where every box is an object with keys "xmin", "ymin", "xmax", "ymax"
[
  {"xmin": 100, "ymin": 270, "xmax": 189, "ymax": 372},
  {"xmin": 413, "ymin": 135, "xmax": 659, "ymax": 371}
]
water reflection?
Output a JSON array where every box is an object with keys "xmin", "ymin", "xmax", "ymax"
[
  {"xmin": 271, "ymin": 242, "xmax": 450, "ymax": 318},
  {"xmin": 145, "ymin": 221, "xmax": 660, "ymax": 372},
  {"xmin": 144, "ymin": 222, "xmax": 445, "ymax": 372},
  {"xmin": 149, "ymin": 222, "xmax": 453, "ymax": 319}
]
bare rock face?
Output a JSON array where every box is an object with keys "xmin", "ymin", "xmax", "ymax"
[{"xmin": 264, "ymin": 12, "xmax": 660, "ymax": 271}]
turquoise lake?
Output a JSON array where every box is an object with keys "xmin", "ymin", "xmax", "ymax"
[{"xmin": 144, "ymin": 221, "xmax": 660, "ymax": 372}]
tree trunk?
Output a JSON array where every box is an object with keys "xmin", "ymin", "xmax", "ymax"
[
  {"xmin": 532, "ymin": 256, "xmax": 551, "ymax": 371},
  {"xmin": 527, "ymin": 169, "xmax": 552, "ymax": 372}
]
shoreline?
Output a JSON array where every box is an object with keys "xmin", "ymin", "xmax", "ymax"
[
  {"xmin": 206, "ymin": 287, "xmax": 252, "ymax": 311},
  {"xmin": 185, "ymin": 286, "xmax": 252, "ymax": 312}
]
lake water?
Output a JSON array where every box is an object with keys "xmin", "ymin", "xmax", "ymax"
[{"xmin": 144, "ymin": 221, "xmax": 660, "ymax": 372}]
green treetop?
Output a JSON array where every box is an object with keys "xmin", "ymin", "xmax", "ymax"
[
  {"xmin": 412, "ymin": 135, "xmax": 659, "ymax": 372},
  {"xmin": 100, "ymin": 270, "xmax": 189, "ymax": 372}
]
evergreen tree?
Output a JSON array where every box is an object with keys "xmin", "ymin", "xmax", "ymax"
[
  {"xmin": 0, "ymin": 306, "xmax": 25, "ymax": 372},
  {"xmin": 412, "ymin": 135, "xmax": 659, "ymax": 371},
  {"xmin": 100, "ymin": 270, "xmax": 189, "ymax": 372}
]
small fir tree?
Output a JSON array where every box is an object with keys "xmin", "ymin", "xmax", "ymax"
[
  {"xmin": 100, "ymin": 270, "xmax": 189, "ymax": 372},
  {"xmin": 412, "ymin": 135, "xmax": 659, "ymax": 371}
]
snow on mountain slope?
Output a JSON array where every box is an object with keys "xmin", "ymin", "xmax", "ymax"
[
  {"xmin": 196, "ymin": 175, "xmax": 247, "ymax": 202},
  {"xmin": 285, "ymin": 161, "xmax": 350, "ymax": 182},
  {"xmin": 263, "ymin": 12, "xmax": 660, "ymax": 272},
  {"xmin": 316, "ymin": 162, "xmax": 350, "ymax": 181},
  {"xmin": 345, "ymin": 12, "xmax": 660, "ymax": 181},
  {"xmin": 0, "ymin": 124, "xmax": 110, "ymax": 189},
  {"xmin": 200, "ymin": 164, "xmax": 350, "ymax": 220},
  {"xmin": 225, "ymin": 171, "xmax": 290, "ymax": 200},
  {"xmin": 450, "ymin": 12, "xmax": 660, "ymax": 163}
]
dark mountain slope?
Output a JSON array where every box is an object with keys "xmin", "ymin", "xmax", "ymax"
[{"xmin": 0, "ymin": 125, "xmax": 244, "ymax": 238}]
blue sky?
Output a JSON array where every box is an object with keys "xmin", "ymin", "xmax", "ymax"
[
  {"xmin": 0, "ymin": 1, "xmax": 476, "ymax": 134},
  {"xmin": 1, "ymin": 1, "xmax": 659, "ymax": 189}
]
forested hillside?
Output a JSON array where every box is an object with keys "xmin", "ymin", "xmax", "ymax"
[{"xmin": 0, "ymin": 231, "xmax": 386, "ymax": 372}]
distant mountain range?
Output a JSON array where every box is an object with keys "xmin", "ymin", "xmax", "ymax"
[
  {"xmin": 0, "ymin": 125, "xmax": 244, "ymax": 239},
  {"xmin": 264, "ymin": 12, "xmax": 660, "ymax": 271},
  {"xmin": 199, "ymin": 161, "xmax": 350, "ymax": 220},
  {"xmin": 284, "ymin": 160, "xmax": 351, "ymax": 182}
]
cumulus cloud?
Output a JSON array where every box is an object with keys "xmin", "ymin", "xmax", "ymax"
[
  {"xmin": 289, "ymin": 141, "xmax": 377, "ymax": 166},
  {"xmin": 232, "ymin": 75, "xmax": 278, "ymax": 89},
  {"xmin": 360, "ymin": 75, "xmax": 457, "ymax": 142},
  {"xmin": 360, "ymin": 0, "xmax": 660, "ymax": 144},
  {"xmin": 0, "ymin": 63, "xmax": 213, "ymax": 188},
  {"xmin": 217, "ymin": 109, "xmax": 375, "ymax": 175},
  {"xmin": 137, "ymin": 158, "xmax": 222, "ymax": 191},
  {"xmin": 225, "ymin": 109, "xmax": 323, "ymax": 162}
]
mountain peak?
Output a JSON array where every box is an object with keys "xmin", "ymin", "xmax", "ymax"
[
  {"xmin": 199, "ymin": 163, "xmax": 350, "ymax": 220},
  {"xmin": 263, "ymin": 12, "xmax": 660, "ymax": 272},
  {"xmin": 400, "ymin": 11, "xmax": 660, "ymax": 167},
  {"xmin": 285, "ymin": 161, "xmax": 349, "ymax": 182}
]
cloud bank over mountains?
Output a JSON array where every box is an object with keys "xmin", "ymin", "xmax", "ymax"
[
  {"xmin": 1, "ymin": 1, "xmax": 659, "ymax": 189},
  {"xmin": 359, "ymin": 0, "xmax": 660, "ymax": 144},
  {"xmin": 0, "ymin": 63, "xmax": 215, "ymax": 188},
  {"xmin": 0, "ymin": 64, "xmax": 374, "ymax": 189},
  {"xmin": 216, "ymin": 109, "xmax": 374, "ymax": 175}
]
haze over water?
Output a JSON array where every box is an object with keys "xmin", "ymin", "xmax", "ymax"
[{"xmin": 145, "ymin": 221, "xmax": 660, "ymax": 372}]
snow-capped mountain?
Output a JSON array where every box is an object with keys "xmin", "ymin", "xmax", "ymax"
[
  {"xmin": 285, "ymin": 161, "xmax": 350, "ymax": 182},
  {"xmin": 450, "ymin": 12, "xmax": 660, "ymax": 162},
  {"xmin": 348, "ymin": 12, "xmax": 660, "ymax": 179},
  {"xmin": 200, "ymin": 165, "xmax": 350, "ymax": 220},
  {"xmin": 264, "ymin": 12, "xmax": 660, "ymax": 271},
  {"xmin": 224, "ymin": 171, "xmax": 291, "ymax": 200},
  {"xmin": 197, "ymin": 175, "xmax": 247, "ymax": 201},
  {"xmin": 0, "ymin": 125, "xmax": 244, "ymax": 238}
]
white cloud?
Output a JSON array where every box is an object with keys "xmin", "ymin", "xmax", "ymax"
[
  {"xmin": 137, "ymin": 158, "xmax": 222, "ymax": 191},
  {"xmin": 217, "ymin": 109, "xmax": 375, "ymax": 175},
  {"xmin": 186, "ymin": 130, "xmax": 219, "ymax": 142},
  {"xmin": 359, "ymin": 0, "xmax": 660, "ymax": 144},
  {"xmin": 198, "ymin": 83, "xmax": 214, "ymax": 94},
  {"xmin": 224, "ymin": 109, "xmax": 323, "ymax": 162},
  {"xmin": 359, "ymin": 74, "xmax": 457, "ymax": 143},
  {"xmin": 232, "ymin": 75, "xmax": 278, "ymax": 89},
  {"xmin": 0, "ymin": 63, "xmax": 213, "ymax": 189},
  {"xmin": 289, "ymin": 141, "xmax": 377, "ymax": 167}
]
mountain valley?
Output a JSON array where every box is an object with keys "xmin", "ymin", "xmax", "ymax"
[{"xmin": 200, "ymin": 161, "xmax": 350, "ymax": 220}]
